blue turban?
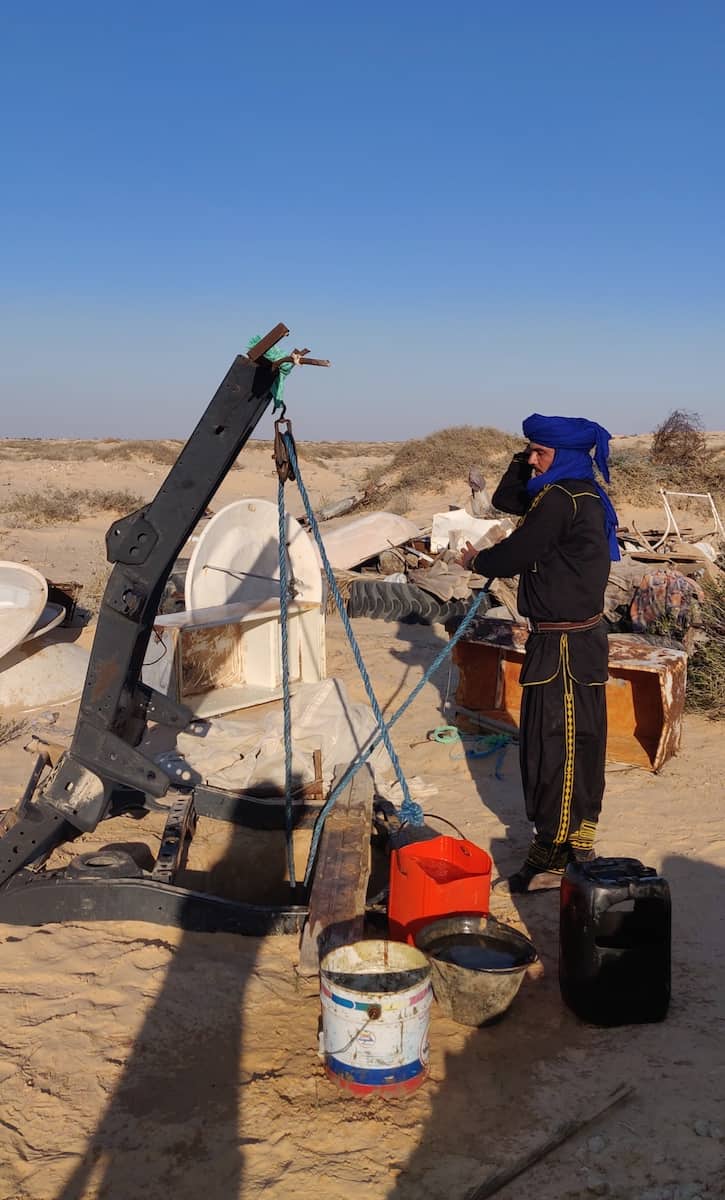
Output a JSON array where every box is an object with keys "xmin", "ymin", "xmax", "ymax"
[{"xmin": 522, "ymin": 413, "xmax": 620, "ymax": 561}]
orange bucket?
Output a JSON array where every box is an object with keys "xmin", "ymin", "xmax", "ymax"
[{"xmin": 388, "ymin": 835, "xmax": 492, "ymax": 945}]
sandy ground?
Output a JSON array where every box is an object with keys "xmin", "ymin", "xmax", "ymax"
[{"xmin": 0, "ymin": 441, "xmax": 724, "ymax": 1199}]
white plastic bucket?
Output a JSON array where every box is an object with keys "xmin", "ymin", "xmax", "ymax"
[{"xmin": 320, "ymin": 939, "xmax": 432, "ymax": 1096}]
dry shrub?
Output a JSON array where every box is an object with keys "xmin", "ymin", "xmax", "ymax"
[
  {"xmin": 0, "ymin": 439, "xmax": 184, "ymax": 465},
  {"xmin": 300, "ymin": 441, "xmax": 397, "ymax": 466},
  {"xmin": 2, "ymin": 488, "xmax": 144, "ymax": 524},
  {"xmin": 0, "ymin": 439, "xmax": 102, "ymax": 462},
  {"xmin": 686, "ymin": 572, "xmax": 725, "ymax": 718},
  {"xmin": 103, "ymin": 440, "xmax": 183, "ymax": 464},
  {"xmin": 0, "ymin": 717, "xmax": 26, "ymax": 747},
  {"xmin": 651, "ymin": 410, "xmax": 708, "ymax": 470},
  {"xmin": 387, "ymin": 488, "xmax": 413, "ymax": 516},
  {"xmin": 363, "ymin": 426, "xmax": 521, "ymax": 507},
  {"xmin": 608, "ymin": 451, "xmax": 662, "ymax": 507},
  {"xmin": 81, "ymin": 564, "xmax": 113, "ymax": 615},
  {"xmin": 609, "ymin": 447, "xmax": 725, "ymax": 511}
]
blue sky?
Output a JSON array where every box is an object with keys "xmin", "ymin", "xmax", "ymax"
[{"xmin": 1, "ymin": 2, "xmax": 723, "ymax": 442}]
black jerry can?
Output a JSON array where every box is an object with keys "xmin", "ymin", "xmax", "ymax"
[{"xmin": 559, "ymin": 857, "xmax": 671, "ymax": 1025}]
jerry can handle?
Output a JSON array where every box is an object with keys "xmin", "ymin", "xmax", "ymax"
[
  {"xmin": 594, "ymin": 883, "xmax": 635, "ymax": 912},
  {"xmin": 627, "ymin": 876, "xmax": 669, "ymax": 902}
]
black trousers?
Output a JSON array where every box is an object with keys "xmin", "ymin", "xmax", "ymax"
[{"xmin": 519, "ymin": 627, "xmax": 607, "ymax": 867}]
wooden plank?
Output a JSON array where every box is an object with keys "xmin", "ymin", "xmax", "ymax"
[{"xmin": 298, "ymin": 763, "xmax": 374, "ymax": 976}]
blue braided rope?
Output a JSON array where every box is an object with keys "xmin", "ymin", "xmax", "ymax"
[
  {"xmin": 282, "ymin": 431, "xmax": 491, "ymax": 884},
  {"xmin": 277, "ymin": 477, "xmax": 296, "ymax": 888},
  {"xmin": 303, "ymin": 585, "xmax": 489, "ymax": 882},
  {"xmin": 281, "ymin": 434, "xmax": 420, "ymax": 828}
]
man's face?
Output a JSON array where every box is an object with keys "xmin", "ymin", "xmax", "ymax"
[{"xmin": 526, "ymin": 443, "xmax": 555, "ymax": 476}]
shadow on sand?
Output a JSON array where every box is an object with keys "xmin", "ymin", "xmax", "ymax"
[
  {"xmin": 384, "ymin": 622, "xmax": 724, "ymax": 1198},
  {"xmin": 55, "ymin": 782, "xmax": 305, "ymax": 1200}
]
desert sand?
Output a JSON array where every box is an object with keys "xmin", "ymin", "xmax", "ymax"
[{"xmin": 0, "ymin": 437, "xmax": 723, "ymax": 1200}]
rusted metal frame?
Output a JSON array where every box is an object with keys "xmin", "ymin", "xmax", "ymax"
[
  {"xmin": 151, "ymin": 793, "xmax": 197, "ymax": 884},
  {"xmin": 38, "ymin": 347, "xmax": 281, "ymax": 835},
  {"xmin": 0, "ymin": 867, "xmax": 307, "ymax": 935},
  {"xmin": 0, "ymin": 333, "xmax": 282, "ymax": 894},
  {"xmin": 192, "ymin": 783, "xmax": 321, "ymax": 830},
  {"xmin": 0, "ymin": 799, "xmax": 76, "ymax": 884},
  {"xmin": 247, "ymin": 323, "xmax": 290, "ymax": 361},
  {"xmin": 0, "ymin": 324, "xmax": 335, "ymax": 932}
]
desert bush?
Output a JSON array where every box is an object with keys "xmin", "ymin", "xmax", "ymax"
[
  {"xmin": 0, "ymin": 439, "xmax": 102, "ymax": 462},
  {"xmin": 608, "ymin": 451, "xmax": 662, "ymax": 507},
  {"xmin": 1, "ymin": 488, "xmax": 145, "ymax": 524},
  {"xmin": 104, "ymin": 440, "xmax": 183, "ymax": 464},
  {"xmin": 651, "ymin": 410, "xmax": 708, "ymax": 470},
  {"xmin": 80, "ymin": 564, "xmax": 113, "ymax": 614},
  {"xmin": 363, "ymin": 425, "xmax": 521, "ymax": 507},
  {"xmin": 0, "ymin": 439, "xmax": 185, "ymax": 464},
  {"xmin": 0, "ymin": 718, "xmax": 26, "ymax": 747},
  {"xmin": 300, "ymin": 441, "xmax": 397, "ymax": 465},
  {"xmin": 686, "ymin": 572, "xmax": 725, "ymax": 718},
  {"xmin": 387, "ymin": 488, "xmax": 413, "ymax": 516},
  {"xmin": 609, "ymin": 447, "xmax": 725, "ymax": 510}
]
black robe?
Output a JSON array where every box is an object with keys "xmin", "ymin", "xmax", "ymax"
[{"xmin": 471, "ymin": 457, "xmax": 611, "ymax": 862}]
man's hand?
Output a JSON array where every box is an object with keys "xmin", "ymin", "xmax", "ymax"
[{"xmin": 459, "ymin": 540, "xmax": 479, "ymax": 571}]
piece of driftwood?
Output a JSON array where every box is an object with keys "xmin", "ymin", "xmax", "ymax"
[
  {"xmin": 464, "ymin": 1083, "xmax": 634, "ymax": 1200},
  {"xmin": 298, "ymin": 762, "xmax": 374, "ymax": 975}
]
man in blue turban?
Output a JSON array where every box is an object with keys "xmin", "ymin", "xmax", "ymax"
[{"xmin": 460, "ymin": 414, "xmax": 620, "ymax": 892}]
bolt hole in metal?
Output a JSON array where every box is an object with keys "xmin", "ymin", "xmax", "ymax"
[
  {"xmin": 214, "ymin": 424, "xmax": 226, "ymax": 435},
  {"xmin": 64, "ymin": 782, "xmax": 74, "ymax": 793},
  {"xmin": 86, "ymin": 855, "xmax": 117, "ymax": 868}
]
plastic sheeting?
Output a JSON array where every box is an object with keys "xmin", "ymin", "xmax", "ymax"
[{"xmin": 148, "ymin": 677, "xmax": 391, "ymax": 795}]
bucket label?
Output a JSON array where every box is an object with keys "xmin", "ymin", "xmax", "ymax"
[{"xmin": 321, "ymin": 979, "xmax": 433, "ymax": 1090}]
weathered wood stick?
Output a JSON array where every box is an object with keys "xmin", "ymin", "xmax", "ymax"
[{"xmin": 464, "ymin": 1083, "xmax": 635, "ymax": 1200}]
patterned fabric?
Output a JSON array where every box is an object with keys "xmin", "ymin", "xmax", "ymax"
[
  {"xmin": 520, "ymin": 628, "xmax": 607, "ymax": 859},
  {"xmin": 630, "ymin": 570, "xmax": 704, "ymax": 633}
]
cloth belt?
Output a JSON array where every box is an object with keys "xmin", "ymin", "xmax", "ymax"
[{"xmin": 530, "ymin": 613, "xmax": 603, "ymax": 634}]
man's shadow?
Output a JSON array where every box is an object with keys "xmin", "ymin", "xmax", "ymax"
[
  {"xmin": 55, "ymin": 780, "xmax": 306, "ymax": 1200},
  {"xmin": 383, "ymin": 616, "xmax": 589, "ymax": 1195}
]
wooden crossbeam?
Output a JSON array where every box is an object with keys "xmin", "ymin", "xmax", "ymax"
[{"xmin": 298, "ymin": 763, "xmax": 374, "ymax": 976}]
